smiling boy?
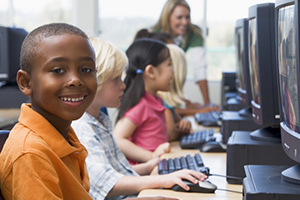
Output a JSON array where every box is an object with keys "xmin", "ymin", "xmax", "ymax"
[{"xmin": 0, "ymin": 23, "xmax": 97, "ymax": 200}]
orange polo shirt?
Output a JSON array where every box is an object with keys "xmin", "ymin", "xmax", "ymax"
[{"xmin": 0, "ymin": 104, "xmax": 93, "ymax": 200}]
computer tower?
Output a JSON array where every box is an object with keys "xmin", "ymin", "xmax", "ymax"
[
  {"xmin": 220, "ymin": 71, "xmax": 238, "ymax": 110},
  {"xmin": 221, "ymin": 111, "xmax": 265, "ymax": 144},
  {"xmin": 0, "ymin": 84, "xmax": 29, "ymax": 108},
  {"xmin": 226, "ymin": 131, "xmax": 297, "ymax": 184},
  {"xmin": 243, "ymin": 165, "xmax": 300, "ymax": 199}
]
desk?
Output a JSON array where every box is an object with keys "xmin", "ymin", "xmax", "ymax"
[
  {"xmin": 138, "ymin": 141, "xmax": 242, "ymax": 200},
  {"xmin": 0, "ymin": 109, "xmax": 20, "ymax": 130}
]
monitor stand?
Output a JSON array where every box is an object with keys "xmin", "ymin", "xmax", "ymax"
[
  {"xmin": 0, "ymin": 83, "xmax": 29, "ymax": 108},
  {"xmin": 226, "ymin": 130, "xmax": 296, "ymax": 184},
  {"xmin": 250, "ymin": 126, "xmax": 281, "ymax": 143},
  {"xmin": 243, "ymin": 165, "xmax": 300, "ymax": 200},
  {"xmin": 221, "ymin": 110, "xmax": 265, "ymax": 144},
  {"xmin": 225, "ymin": 96, "xmax": 246, "ymax": 111}
]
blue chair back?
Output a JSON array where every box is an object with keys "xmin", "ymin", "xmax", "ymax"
[
  {"xmin": 0, "ymin": 130, "xmax": 9, "ymax": 200},
  {"xmin": 0, "ymin": 130, "xmax": 9, "ymax": 152}
]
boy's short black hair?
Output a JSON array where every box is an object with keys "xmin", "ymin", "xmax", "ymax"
[{"xmin": 20, "ymin": 23, "xmax": 89, "ymax": 74}]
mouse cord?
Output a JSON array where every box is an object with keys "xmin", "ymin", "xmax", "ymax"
[
  {"xmin": 215, "ymin": 188, "xmax": 243, "ymax": 194},
  {"xmin": 209, "ymin": 173, "xmax": 244, "ymax": 180},
  {"xmin": 208, "ymin": 173, "xmax": 244, "ymax": 194}
]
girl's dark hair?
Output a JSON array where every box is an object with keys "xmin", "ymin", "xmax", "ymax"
[
  {"xmin": 133, "ymin": 28, "xmax": 173, "ymax": 44},
  {"xmin": 117, "ymin": 38, "xmax": 169, "ymax": 121}
]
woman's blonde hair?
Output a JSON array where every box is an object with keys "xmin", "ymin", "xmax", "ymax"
[
  {"xmin": 158, "ymin": 44, "xmax": 186, "ymax": 107},
  {"xmin": 89, "ymin": 37, "xmax": 128, "ymax": 91},
  {"xmin": 152, "ymin": 0, "xmax": 202, "ymax": 45}
]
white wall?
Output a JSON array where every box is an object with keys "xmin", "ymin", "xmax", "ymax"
[
  {"xmin": 72, "ymin": 0, "xmax": 99, "ymax": 36},
  {"xmin": 183, "ymin": 80, "xmax": 221, "ymax": 106}
]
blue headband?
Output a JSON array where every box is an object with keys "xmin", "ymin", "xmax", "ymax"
[{"xmin": 136, "ymin": 69, "xmax": 143, "ymax": 74}]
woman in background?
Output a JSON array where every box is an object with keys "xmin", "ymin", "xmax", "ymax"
[{"xmin": 151, "ymin": 0, "xmax": 212, "ymax": 107}]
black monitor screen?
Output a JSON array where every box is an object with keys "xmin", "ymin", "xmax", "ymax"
[
  {"xmin": 278, "ymin": 4, "xmax": 300, "ymax": 133},
  {"xmin": 236, "ymin": 27, "xmax": 246, "ymax": 91},
  {"xmin": 248, "ymin": 18, "xmax": 261, "ymax": 106}
]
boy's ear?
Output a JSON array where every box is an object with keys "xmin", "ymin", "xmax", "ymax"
[
  {"xmin": 17, "ymin": 70, "xmax": 32, "ymax": 96},
  {"xmin": 144, "ymin": 64, "xmax": 156, "ymax": 79}
]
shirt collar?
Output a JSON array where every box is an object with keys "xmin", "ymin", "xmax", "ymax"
[
  {"xmin": 143, "ymin": 91, "xmax": 165, "ymax": 112},
  {"xmin": 19, "ymin": 103, "xmax": 87, "ymax": 158},
  {"xmin": 173, "ymin": 35, "xmax": 183, "ymax": 46}
]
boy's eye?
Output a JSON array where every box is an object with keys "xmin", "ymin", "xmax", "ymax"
[
  {"xmin": 53, "ymin": 68, "xmax": 65, "ymax": 74},
  {"xmin": 81, "ymin": 68, "xmax": 93, "ymax": 73}
]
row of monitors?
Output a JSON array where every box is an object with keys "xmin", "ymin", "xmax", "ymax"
[{"xmin": 234, "ymin": 0, "xmax": 300, "ymax": 184}]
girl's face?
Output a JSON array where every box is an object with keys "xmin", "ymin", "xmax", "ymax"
[
  {"xmin": 155, "ymin": 56, "xmax": 173, "ymax": 92},
  {"xmin": 169, "ymin": 5, "xmax": 190, "ymax": 37}
]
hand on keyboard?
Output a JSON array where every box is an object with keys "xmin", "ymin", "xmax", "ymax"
[
  {"xmin": 157, "ymin": 153, "xmax": 217, "ymax": 193},
  {"xmin": 176, "ymin": 119, "xmax": 193, "ymax": 135},
  {"xmin": 160, "ymin": 169, "xmax": 208, "ymax": 191}
]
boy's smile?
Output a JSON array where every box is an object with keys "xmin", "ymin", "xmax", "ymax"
[{"xmin": 28, "ymin": 34, "xmax": 97, "ymax": 131}]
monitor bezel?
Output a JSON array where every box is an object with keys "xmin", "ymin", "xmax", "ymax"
[
  {"xmin": 248, "ymin": 3, "xmax": 280, "ymax": 126},
  {"xmin": 0, "ymin": 27, "xmax": 9, "ymax": 82},
  {"xmin": 0, "ymin": 26, "xmax": 27, "ymax": 83},
  {"xmin": 235, "ymin": 18, "xmax": 252, "ymax": 106},
  {"xmin": 276, "ymin": 0, "xmax": 300, "ymax": 163}
]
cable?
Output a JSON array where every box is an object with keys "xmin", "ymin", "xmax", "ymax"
[
  {"xmin": 216, "ymin": 188, "xmax": 243, "ymax": 194},
  {"xmin": 207, "ymin": 173, "xmax": 244, "ymax": 194},
  {"xmin": 208, "ymin": 173, "xmax": 244, "ymax": 180}
]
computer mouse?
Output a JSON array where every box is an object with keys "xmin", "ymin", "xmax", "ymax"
[
  {"xmin": 199, "ymin": 141, "xmax": 226, "ymax": 152},
  {"xmin": 172, "ymin": 180, "xmax": 217, "ymax": 193}
]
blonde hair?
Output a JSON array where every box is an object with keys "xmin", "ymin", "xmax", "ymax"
[
  {"xmin": 152, "ymin": 0, "xmax": 202, "ymax": 45},
  {"xmin": 158, "ymin": 44, "xmax": 186, "ymax": 107},
  {"xmin": 89, "ymin": 37, "xmax": 128, "ymax": 91}
]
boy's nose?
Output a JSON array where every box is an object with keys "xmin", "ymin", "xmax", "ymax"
[{"xmin": 67, "ymin": 73, "xmax": 83, "ymax": 87}]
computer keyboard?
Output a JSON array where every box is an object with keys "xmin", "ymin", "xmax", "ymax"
[
  {"xmin": 194, "ymin": 111, "xmax": 222, "ymax": 127},
  {"xmin": 180, "ymin": 129, "xmax": 216, "ymax": 149},
  {"xmin": 158, "ymin": 153, "xmax": 217, "ymax": 193},
  {"xmin": 158, "ymin": 153, "xmax": 209, "ymax": 175}
]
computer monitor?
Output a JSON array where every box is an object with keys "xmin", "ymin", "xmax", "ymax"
[
  {"xmin": 276, "ymin": 0, "xmax": 300, "ymax": 184},
  {"xmin": 235, "ymin": 18, "xmax": 252, "ymax": 107},
  {"xmin": 234, "ymin": 18, "xmax": 254, "ymax": 117},
  {"xmin": 0, "ymin": 26, "xmax": 28, "ymax": 84},
  {"xmin": 248, "ymin": 3, "xmax": 281, "ymax": 142}
]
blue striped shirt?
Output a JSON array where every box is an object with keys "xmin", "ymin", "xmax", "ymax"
[{"xmin": 72, "ymin": 111, "xmax": 139, "ymax": 200}]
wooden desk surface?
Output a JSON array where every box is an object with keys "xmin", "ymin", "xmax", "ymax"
[
  {"xmin": 0, "ymin": 109, "xmax": 20, "ymax": 129},
  {"xmin": 138, "ymin": 141, "xmax": 243, "ymax": 200}
]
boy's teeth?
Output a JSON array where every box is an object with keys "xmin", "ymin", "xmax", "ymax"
[{"xmin": 61, "ymin": 97, "xmax": 83, "ymax": 102}]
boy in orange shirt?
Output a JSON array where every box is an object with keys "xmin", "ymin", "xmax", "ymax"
[{"xmin": 0, "ymin": 23, "xmax": 97, "ymax": 200}]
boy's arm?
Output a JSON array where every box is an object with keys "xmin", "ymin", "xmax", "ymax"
[
  {"xmin": 107, "ymin": 169, "xmax": 207, "ymax": 197},
  {"xmin": 113, "ymin": 118, "xmax": 154, "ymax": 162}
]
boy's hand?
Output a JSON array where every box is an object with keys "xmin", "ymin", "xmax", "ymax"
[
  {"xmin": 163, "ymin": 169, "xmax": 208, "ymax": 191},
  {"xmin": 176, "ymin": 120, "xmax": 193, "ymax": 135},
  {"xmin": 152, "ymin": 142, "xmax": 170, "ymax": 158}
]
